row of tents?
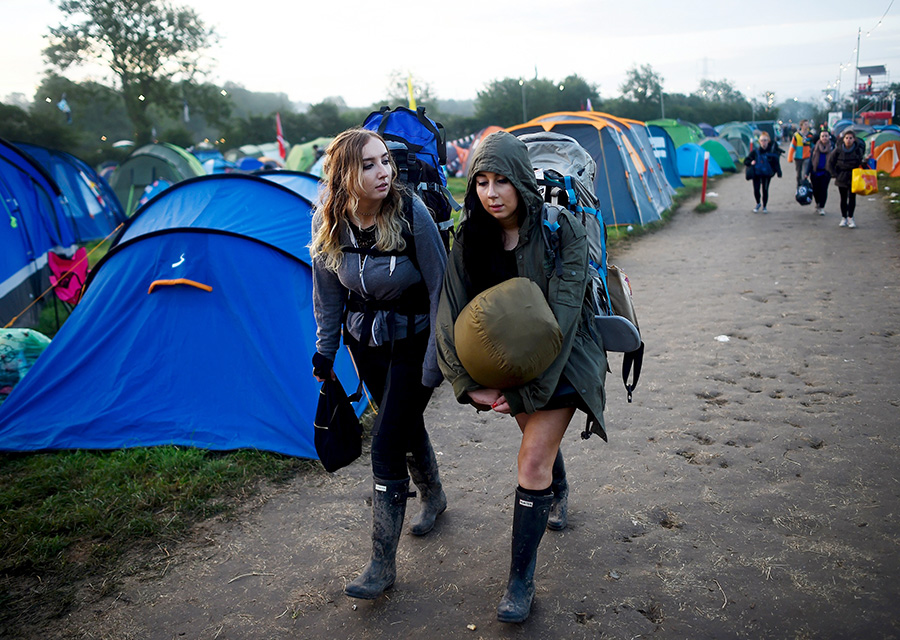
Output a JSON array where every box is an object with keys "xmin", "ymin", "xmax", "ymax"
[
  {"xmin": 12, "ymin": 107, "xmax": 891, "ymax": 460},
  {"xmin": 0, "ymin": 172, "xmax": 365, "ymax": 459},
  {"xmin": 0, "ymin": 109, "xmax": 764, "ymax": 459}
]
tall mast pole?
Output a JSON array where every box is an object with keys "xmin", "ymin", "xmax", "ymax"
[{"xmin": 853, "ymin": 27, "xmax": 861, "ymax": 118}]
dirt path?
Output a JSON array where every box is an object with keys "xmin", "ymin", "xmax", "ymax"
[{"xmin": 38, "ymin": 172, "xmax": 900, "ymax": 639}]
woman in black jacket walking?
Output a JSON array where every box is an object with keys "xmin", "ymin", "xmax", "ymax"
[
  {"xmin": 809, "ymin": 130, "xmax": 834, "ymax": 215},
  {"xmin": 826, "ymin": 129, "xmax": 867, "ymax": 228},
  {"xmin": 744, "ymin": 131, "xmax": 782, "ymax": 213}
]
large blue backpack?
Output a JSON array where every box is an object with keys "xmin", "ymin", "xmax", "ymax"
[{"xmin": 362, "ymin": 106, "xmax": 458, "ymax": 252}]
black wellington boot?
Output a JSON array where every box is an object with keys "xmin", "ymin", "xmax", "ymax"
[
  {"xmin": 547, "ymin": 449, "xmax": 569, "ymax": 531},
  {"xmin": 344, "ymin": 476, "xmax": 412, "ymax": 599},
  {"xmin": 497, "ymin": 487, "xmax": 553, "ymax": 623},
  {"xmin": 406, "ymin": 434, "xmax": 447, "ymax": 536}
]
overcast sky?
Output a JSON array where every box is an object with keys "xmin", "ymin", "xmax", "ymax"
[{"xmin": 2, "ymin": 0, "xmax": 898, "ymax": 110}]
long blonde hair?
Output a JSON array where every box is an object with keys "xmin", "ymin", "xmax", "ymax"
[{"xmin": 310, "ymin": 129, "xmax": 407, "ymax": 271}]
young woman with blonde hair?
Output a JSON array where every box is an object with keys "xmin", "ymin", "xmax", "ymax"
[{"xmin": 310, "ymin": 128, "xmax": 447, "ymax": 599}]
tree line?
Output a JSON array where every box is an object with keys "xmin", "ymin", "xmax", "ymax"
[{"xmin": 0, "ymin": 0, "xmax": 859, "ymax": 166}]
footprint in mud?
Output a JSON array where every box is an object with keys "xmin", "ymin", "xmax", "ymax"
[
  {"xmin": 696, "ymin": 390, "xmax": 729, "ymax": 406},
  {"xmin": 689, "ymin": 433, "xmax": 715, "ymax": 445},
  {"xmin": 676, "ymin": 448, "xmax": 727, "ymax": 468}
]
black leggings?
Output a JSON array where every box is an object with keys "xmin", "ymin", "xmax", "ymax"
[
  {"xmin": 752, "ymin": 176, "xmax": 772, "ymax": 206},
  {"xmin": 838, "ymin": 186, "xmax": 856, "ymax": 218},
  {"xmin": 810, "ymin": 173, "xmax": 830, "ymax": 208},
  {"xmin": 346, "ymin": 329, "xmax": 433, "ymax": 480}
]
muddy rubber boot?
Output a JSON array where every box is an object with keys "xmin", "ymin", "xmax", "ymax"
[
  {"xmin": 344, "ymin": 476, "xmax": 412, "ymax": 599},
  {"xmin": 497, "ymin": 487, "xmax": 553, "ymax": 623},
  {"xmin": 547, "ymin": 448, "xmax": 568, "ymax": 531},
  {"xmin": 406, "ymin": 435, "xmax": 447, "ymax": 536}
]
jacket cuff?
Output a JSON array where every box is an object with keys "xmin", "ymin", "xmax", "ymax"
[{"xmin": 451, "ymin": 373, "xmax": 480, "ymax": 404}]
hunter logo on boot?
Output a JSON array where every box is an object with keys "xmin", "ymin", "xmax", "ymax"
[{"xmin": 519, "ymin": 498, "xmax": 534, "ymax": 508}]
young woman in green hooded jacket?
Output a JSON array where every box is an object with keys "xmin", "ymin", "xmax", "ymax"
[{"xmin": 436, "ymin": 130, "xmax": 607, "ymax": 623}]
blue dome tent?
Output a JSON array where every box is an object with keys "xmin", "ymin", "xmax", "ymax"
[
  {"xmin": 255, "ymin": 170, "xmax": 323, "ymax": 204},
  {"xmin": 676, "ymin": 143, "xmax": 724, "ymax": 178},
  {"xmin": 15, "ymin": 142, "xmax": 126, "ymax": 242},
  {"xmin": 0, "ymin": 138, "xmax": 76, "ymax": 327},
  {"xmin": 0, "ymin": 174, "xmax": 366, "ymax": 459}
]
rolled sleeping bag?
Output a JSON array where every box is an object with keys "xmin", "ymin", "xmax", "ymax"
[{"xmin": 454, "ymin": 277, "xmax": 562, "ymax": 389}]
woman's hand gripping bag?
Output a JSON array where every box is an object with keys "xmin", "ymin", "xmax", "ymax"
[{"xmin": 454, "ymin": 277, "xmax": 562, "ymax": 390}]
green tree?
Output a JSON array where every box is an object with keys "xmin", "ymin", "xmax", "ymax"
[
  {"xmin": 44, "ymin": 0, "xmax": 217, "ymax": 145},
  {"xmin": 475, "ymin": 75, "xmax": 599, "ymax": 128},
  {"xmin": 34, "ymin": 74, "xmax": 133, "ymax": 146},
  {"xmin": 620, "ymin": 64, "xmax": 664, "ymax": 103},
  {"xmin": 693, "ymin": 79, "xmax": 746, "ymax": 103},
  {"xmin": 384, "ymin": 70, "xmax": 436, "ymax": 108}
]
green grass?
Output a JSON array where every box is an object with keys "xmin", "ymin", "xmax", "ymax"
[
  {"xmin": 881, "ymin": 173, "xmax": 900, "ymax": 230},
  {"xmin": 694, "ymin": 201, "xmax": 718, "ymax": 213},
  {"xmin": 0, "ymin": 447, "xmax": 313, "ymax": 629}
]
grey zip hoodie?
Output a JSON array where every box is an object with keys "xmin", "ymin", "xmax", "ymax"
[{"xmin": 312, "ymin": 195, "xmax": 447, "ymax": 387}]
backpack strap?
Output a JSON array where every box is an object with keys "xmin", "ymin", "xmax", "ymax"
[
  {"xmin": 541, "ymin": 204, "xmax": 564, "ymax": 278},
  {"xmin": 622, "ymin": 341, "xmax": 644, "ymax": 403},
  {"xmin": 341, "ymin": 194, "xmax": 426, "ymax": 342}
]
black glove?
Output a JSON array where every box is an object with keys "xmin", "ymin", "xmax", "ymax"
[{"xmin": 312, "ymin": 352, "xmax": 334, "ymax": 379}]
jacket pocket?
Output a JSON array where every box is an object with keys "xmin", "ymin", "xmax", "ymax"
[{"xmin": 553, "ymin": 269, "xmax": 585, "ymax": 309}]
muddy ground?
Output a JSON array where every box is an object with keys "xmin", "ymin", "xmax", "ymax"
[{"xmin": 21, "ymin": 171, "xmax": 900, "ymax": 639}]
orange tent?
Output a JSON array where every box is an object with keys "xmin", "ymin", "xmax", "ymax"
[{"xmin": 874, "ymin": 141, "xmax": 900, "ymax": 178}]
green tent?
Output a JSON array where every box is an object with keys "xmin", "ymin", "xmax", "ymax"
[
  {"xmin": 716, "ymin": 122, "xmax": 755, "ymax": 159},
  {"xmin": 865, "ymin": 130, "xmax": 900, "ymax": 148},
  {"xmin": 700, "ymin": 139, "xmax": 737, "ymax": 172},
  {"xmin": 285, "ymin": 137, "xmax": 333, "ymax": 172},
  {"xmin": 646, "ymin": 119, "xmax": 703, "ymax": 148},
  {"xmin": 109, "ymin": 143, "xmax": 206, "ymax": 215}
]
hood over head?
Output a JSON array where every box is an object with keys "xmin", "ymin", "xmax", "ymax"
[{"xmin": 465, "ymin": 131, "xmax": 543, "ymax": 223}]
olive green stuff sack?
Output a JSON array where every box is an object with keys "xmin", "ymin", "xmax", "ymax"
[{"xmin": 454, "ymin": 277, "xmax": 562, "ymax": 389}]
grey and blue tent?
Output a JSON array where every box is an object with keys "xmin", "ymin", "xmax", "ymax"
[
  {"xmin": 0, "ymin": 174, "xmax": 366, "ymax": 459},
  {"xmin": 646, "ymin": 124, "xmax": 684, "ymax": 188},
  {"xmin": 0, "ymin": 138, "xmax": 76, "ymax": 327},
  {"xmin": 108, "ymin": 142, "xmax": 206, "ymax": 215},
  {"xmin": 508, "ymin": 113, "xmax": 665, "ymax": 227}
]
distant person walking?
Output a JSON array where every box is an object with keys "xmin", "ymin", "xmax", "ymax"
[
  {"xmin": 826, "ymin": 129, "xmax": 867, "ymax": 228},
  {"xmin": 790, "ymin": 120, "xmax": 814, "ymax": 186},
  {"xmin": 744, "ymin": 131, "xmax": 782, "ymax": 213},
  {"xmin": 809, "ymin": 130, "xmax": 834, "ymax": 216}
]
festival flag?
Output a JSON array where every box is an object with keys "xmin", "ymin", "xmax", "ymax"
[
  {"xmin": 57, "ymin": 94, "xmax": 72, "ymax": 124},
  {"xmin": 276, "ymin": 112, "xmax": 286, "ymax": 161},
  {"xmin": 585, "ymin": 98, "xmax": 594, "ymax": 112},
  {"xmin": 407, "ymin": 74, "xmax": 417, "ymax": 110}
]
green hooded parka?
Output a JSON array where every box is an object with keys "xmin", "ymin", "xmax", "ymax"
[{"xmin": 435, "ymin": 131, "xmax": 608, "ymax": 439}]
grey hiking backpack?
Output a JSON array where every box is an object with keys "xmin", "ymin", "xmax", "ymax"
[{"xmin": 517, "ymin": 131, "xmax": 644, "ymax": 402}]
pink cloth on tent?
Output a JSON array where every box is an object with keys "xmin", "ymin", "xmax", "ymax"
[{"xmin": 49, "ymin": 247, "xmax": 89, "ymax": 307}]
